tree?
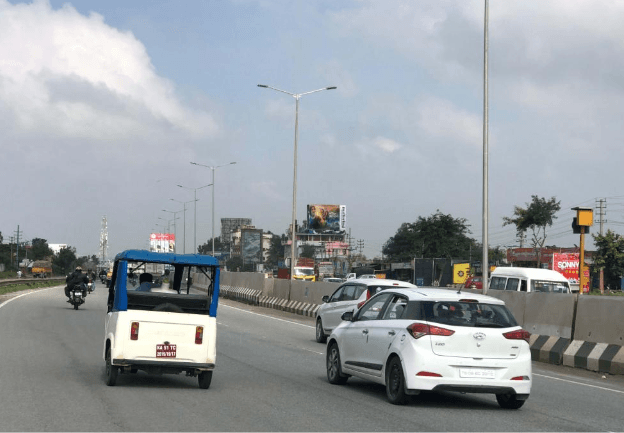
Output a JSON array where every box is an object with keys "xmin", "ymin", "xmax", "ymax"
[
  {"xmin": 300, "ymin": 245, "xmax": 316, "ymax": 259},
  {"xmin": 591, "ymin": 230, "xmax": 624, "ymax": 290},
  {"xmin": 266, "ymin": 234, "xmax": 285, "ymax": 269},
  {"xmin": 52, "ymin": 246, "xmax": 77, "ymax": 275},
  {"xmin": 30, "ymin": 238, "xmax": 53, "ymax": 261},
  {"xmin": 226, "ymin": 256, "xmax": 243, "ymax": 272},
  {"xmin": 198, "ymin": 237, "xmax": 225, "ymax": 255},
  {"xmin": 383, "ymin": 211, "xmax": 475, "ymax": 262},
  {"xmin": 503, "ymin": 195, "xmax": 561, "ymax": 265}
]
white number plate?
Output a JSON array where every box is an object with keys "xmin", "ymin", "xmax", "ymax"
[{"xmin": 459, "ymin": 368, "xmax": 495, "ymax": 379}]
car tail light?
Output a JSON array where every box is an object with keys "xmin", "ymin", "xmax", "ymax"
[
  {"xmin": 416, "ymin": 371, "xmax": 443, "ymax": 377},
  {"xmin": 195, "ymin": 326, "xmax": 204, "ymax": 345},
  {"xmin": 503, "ymin": 329, "xmax": 531, "ymax": 343},
  {"xmin": 407, "ymin": 323, "xmax": 455, "ymax": 339},
  {"xmin": 511, "ymin": 376, "xmax": 530, "ymax": 381},
  {"xmin": 130, "ymin": 322, "xmax": 139, "ymax": 340}
]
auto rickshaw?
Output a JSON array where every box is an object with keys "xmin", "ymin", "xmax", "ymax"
[{"xmin": 104, "ymin": 250, "xmax": 220, "ymax": 388}]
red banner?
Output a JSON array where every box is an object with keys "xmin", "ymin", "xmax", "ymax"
[{"xmin": 552, "ymin": 253, "xmax": 580, "ymax": 282}]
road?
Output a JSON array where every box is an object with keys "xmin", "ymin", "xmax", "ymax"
[{"xmin": 1, "ymin": 282, "xmax": 623, "ymax": 431}]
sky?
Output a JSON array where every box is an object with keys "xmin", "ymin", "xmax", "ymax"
[{"xmin": 2, "ymin": 0, "xmax": 624, "ymax": 261}]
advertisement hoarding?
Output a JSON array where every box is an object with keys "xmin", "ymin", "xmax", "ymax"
[
  {"xmin": 241, "ymin": 229, "xmax": 263, "ymax": 264},
  {"xmin": 453, "ymin": 263, "xmax": 471, "ymax": 284},
  {"xmin": 150, "ymin": 233, "xmax": 175, "ymax": 252},
  {"xmin": 307, "ymin": 204, "xmax": 345, "ymax": 233}
]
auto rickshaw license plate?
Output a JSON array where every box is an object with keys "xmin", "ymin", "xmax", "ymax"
[{"xmin": 156, "ymin": 344, "xmax": 177, "ymax": 358}]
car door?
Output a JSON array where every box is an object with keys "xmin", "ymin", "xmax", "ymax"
[
  {"xmin": 340, "ymin": 293, "xmax": 393, "ymax": 375},
  {"xmin": 322, "ymin": 285, "xmax": 347, "ymax": 332},
  {"xmin": 363, "ymin": 295, "xmax": 409, "ymax": 377}
]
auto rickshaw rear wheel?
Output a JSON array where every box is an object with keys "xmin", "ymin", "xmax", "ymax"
[
  {"xmin": 105, "ymin": 347, "xmax": 118, "ymax": 386},
  {"xmin": 198, "ymin": 371, "xmax": 212, "ymax": 389}
]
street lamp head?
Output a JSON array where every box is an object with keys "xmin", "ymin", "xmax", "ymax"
[
  {"xmin": 257, "ymin": 84, "xmax": 268, "ymax": 88},
  {"xmin": 326, "ymin": 86, "xmax": 337, "ymax": 90}
]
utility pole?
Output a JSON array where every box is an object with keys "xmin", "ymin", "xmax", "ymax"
[
  {"xmin": 357, "ymin": 239, "xmax": 365, "ymax": 256},
  {"xmin": 14, "ymin": 225, "xmax": 22, "ymax": 269},
  {"xmin": 596, "ymin": 198, "xmax": 607, "ymax": 294}
]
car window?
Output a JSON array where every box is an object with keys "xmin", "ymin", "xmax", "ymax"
[
  {"xmin": 353, "ymin": 285, "xmax": 367, "ymax": 300},
  {"xmin": 422, "ymin": 301, "xmax": 518, "ymax": 328},
  {"xmin": 520, "ymin": 279, "xmax": 527, "ymax": 292},
  {"xmin": 506, "ymin": 278, "xmax": 519, "ymax": 291},
  {"xmin": 340, "ymin": 285, "xmax": 357, "ymax": 301},
  {"xmin": 329, "ymin": 287, "xmax": 344, "ymax": 302},
  {"xmin": 357, "ymin": 293, "xmax": 392, "ymax": 321},
  {"xmin": 490, "ymin": 276, "xmax": 507, "ymax": 290},
  {"xmin": 531, "ymin": 279, "xmax": 570, "ymax": 293},
  {"xmin": 382, "ymin": 296, "xmax": 408, "ymax": 320}
]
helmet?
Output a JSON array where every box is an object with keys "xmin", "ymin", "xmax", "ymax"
[{"xmin": 75, "ymin": 266, "xmax": 83, "ymax": 271}]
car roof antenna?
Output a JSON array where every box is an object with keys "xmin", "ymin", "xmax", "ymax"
[{"xmin": 457, "ymin": 285, "xmax": 462, "ymax": 295}]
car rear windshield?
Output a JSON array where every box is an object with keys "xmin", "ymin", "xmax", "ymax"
[
  {"xmin": 531, "ymin": 280, "xmax": 570, "ymax": 293},
  {"xmin": 415, "ymin": 301, "xmax": 518, "ymax": 328}
]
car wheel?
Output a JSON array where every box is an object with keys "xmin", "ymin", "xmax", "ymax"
[
  {"xmin": 316, "ymin": 318, "xmax": 327, "ymax": 343},
  {"xmin": 105, "ymin": 347, "xmax": 118, "ymax": 386},
  {"xmin": 326, "ymin": 342, "xmax": 348, "ymax": 385},
  {"xmin": 386, "ymin": 357, "xmax": 408, "ymax": 405},
  {"xmin": 496, "ymin": 393, "xmax": 526, "ymax": 409},
  {"xmin": 198, "ymin": 371, "xmax": 213, "ymax": 389}
]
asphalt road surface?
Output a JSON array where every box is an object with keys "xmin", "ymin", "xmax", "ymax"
[{"xmin": 1, "ymin": 282, "xmax": 623, "ymax": 431}]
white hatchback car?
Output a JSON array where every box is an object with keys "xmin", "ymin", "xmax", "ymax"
[
  {"xmin": 326, "ymin": 288, "xmax": 532, "ymax": 409},
  {"xmin": 315, "ymin": 278, "xmax": 417, "ymax": 343}
]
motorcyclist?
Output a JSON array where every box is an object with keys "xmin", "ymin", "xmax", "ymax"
[{"xmin": 65, "ymin": 266, "xmax": 89, "ymax": 302}]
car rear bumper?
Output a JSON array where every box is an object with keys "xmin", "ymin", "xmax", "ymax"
[{"xmin": 113, "ymin": 358, "xmax": 214, "ymax": 370}]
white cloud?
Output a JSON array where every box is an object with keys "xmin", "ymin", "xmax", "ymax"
[
  {"xmin": 318, "ymin": 60, "xmax": 358, "ymax": 98},
  {"xmin": 0, "ymin": 0, "xmax": 220, "ymax": 142},
  {"xmin": 373, "ymin": 136, "xmax": 402, "ymax": 153},
  {"xmin": 416, "ymin": 97, "xmax": 481, "ymax": 147},
  {"xmin": 354, "ymin": 135, "xmax": 404, "ymax": 157},
  {"xmin": 250, "ymin": 180, "xmax": 284, "ymax": 201}
]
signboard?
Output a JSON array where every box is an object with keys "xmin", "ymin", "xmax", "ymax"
[
  {"xmin": 241, "ymin": 229, "xmax": 263, "ymax": 264},
  {"xmin": 453, "ymin": 263, "xmax": 471, "ymax": 284},
  {"xmin": 552, "ymin": 253, "xmax": 580, "ymax": 282},
  {"xmin": 307, "ymin": 204, "xmax": 345, "ymax": 233},
  {"xmin": 150, "ymin": 233, "xmax": 175, "ymax": 252}
]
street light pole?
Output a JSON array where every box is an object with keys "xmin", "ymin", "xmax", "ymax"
[
  {"xmin": 170, "ymin": 198, "xmax": 197, "ymax": 254},
  {"xmin": 177, "ymin": 183, "xmax": 212, "ymax": 254},
  {"xmin": 257, "ymin": 84, "xmax": 336, "ymax": 281},
  {"xmin": 482, "ymin": 0, "xmax": 490, "ymax": 294},
  {"xmin": 190, "ymin": 161, "xmax": 237, "ymax": 256}
]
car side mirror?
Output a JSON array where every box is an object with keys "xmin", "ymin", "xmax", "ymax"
[
  {"xmin": 341, "ymin": 311, "xmax": 354, "ymax": 322},
  {"xmin": 322, "ymin": 295, "xmax": 330, "ymax": 303}
]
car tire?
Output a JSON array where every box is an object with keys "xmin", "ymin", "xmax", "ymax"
[
  {"xmin": 326, "ymin": 342, "xmax": 348, "ymax": 385},
  {"xmin": 198, "ymin": 371, "xmax": 213, "ymax": 389},
  {"xmin": 316, "ymin": 318, "xmax": 327, "ymax": 343},
  {"xmin": 105, "ymin": 347, "xmax": 118, "ymax": 386},
  {"xmin": 496, "ymin": 393, "xmax": 526, "ymax": 409},
  {"xmin": 386, "ymin": 357, "xmax": 408, "ymax": 405}
]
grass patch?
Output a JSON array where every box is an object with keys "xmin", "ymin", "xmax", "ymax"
[
  {"xmin": 587, "ymin": 289, "xmax": 624, "ymax": 296},
  {"xmin": 0, "ymin": 280, "xmax": 61, "ymax": 296}
]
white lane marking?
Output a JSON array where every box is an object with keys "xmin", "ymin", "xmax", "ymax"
[
  {"xmin": 0, "ymin": 286, "xmax": 60, "ymax": 310},
  {"xmin": 533, "ymin": 373, "xmax": 624, "ymax": 394},
  {"xmin": 302, "ymin": 348, "xmax": 324, "ymax": 355},
  {"xmin": 220, "ymin": 304, "xmax": 315, "ymax": 329}
]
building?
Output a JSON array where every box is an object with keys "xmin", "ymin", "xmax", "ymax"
[{"xmin": 221, "ymin": 218, "xmax": 252, "ymax": 244}]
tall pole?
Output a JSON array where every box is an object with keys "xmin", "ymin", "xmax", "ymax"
[
  {"xmin": 194, "ymin": 189, "xmax": 197, "ymax": 253},
  {"xmin": 212, "ymin": 168, "xmax": 215, "ymax": 256},
  {"xmin": 257, "ymin": 84, "xmax": 336, "ymax": 281},
  {"xmin": 291, "ymin": 96, "xmax": 300, "ymax": 282},
  {"xmin": 482, "ymin": 0, "xmax": 490, "ymax": 294}
]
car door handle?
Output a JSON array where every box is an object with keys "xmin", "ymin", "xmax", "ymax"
[
  {"xmin": 388, "ymin": 330, "xmax": 396, "ymax": 336},
  {"xmin": 362, "ymin": 329, "xmax": 368, "ymax": 335}
]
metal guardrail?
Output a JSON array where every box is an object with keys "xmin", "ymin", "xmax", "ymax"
[{"xmin": 0, "ymin": 277, "xmax": 65, "ymax": 288}]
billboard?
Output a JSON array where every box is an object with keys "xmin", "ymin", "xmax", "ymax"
[
  {"xmin": 241, "ymin": 229, "xmax": 263, "ymax": 264},
  {"xmin": 150, "ymin": 233, "xmax": 175, "ymax": 252},
  {"xmin": 552, "ymin": 253, "xmax": 580, "ymax": 282},
  {"xmin": 453, "ymin": 263, "xmax": 471, "ymax": 285},
  {"xmin": 307, "ymin": 204, "xmax": 346, "ymax": 233}
]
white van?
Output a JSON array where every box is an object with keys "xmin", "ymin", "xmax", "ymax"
[{"xmin": 489, "ymin": 267, "xmax": 572, "ymax": 293}]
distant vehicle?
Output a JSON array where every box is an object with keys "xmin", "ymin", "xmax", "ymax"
[
  {"xmin": 324, "ymin": 277, "xmax": 344, "ymax": 283},
  {"xmin": 326, "ymin": 288, "xmax": 531, "ymax": 408},
  {"xmin": 463, "ymin": 276, "xmax": 483, "ymax": 290},
  {"xmin": 315, "ymin": 278, "xmax": 418, "ymax": 343},
  {"xmin": 32, "ymin": 261, "xmax": 52, "ymax": 278},
  {"xmin": 490, "ymin": 267, "xmax": 571, "ymax": 293}
]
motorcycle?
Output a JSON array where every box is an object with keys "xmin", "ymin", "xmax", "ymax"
[
  {"xmin": 69, "ymin": 284, "xmax": 87, "ymax": 310},
  {"xmin": 87, "ymin": 281, "xmax": 94, "ymax": 294}
]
